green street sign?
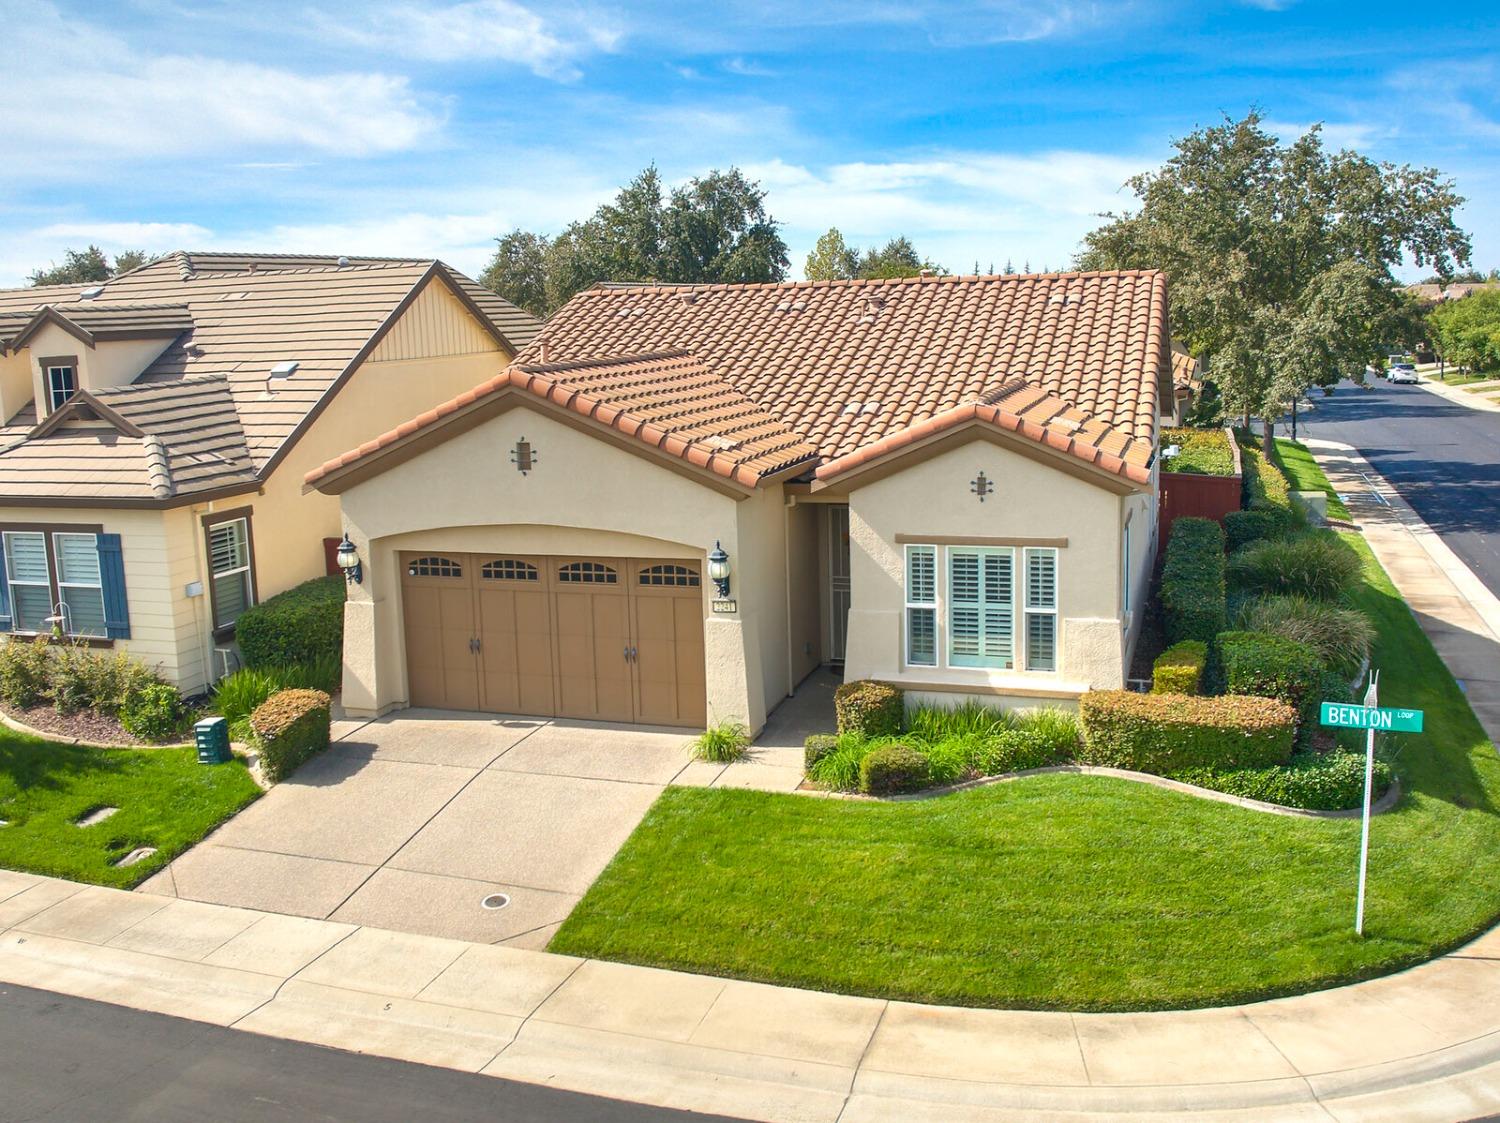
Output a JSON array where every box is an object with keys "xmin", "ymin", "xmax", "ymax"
[{"xmin": 1320, "ymin": 702, "xmax": 1424, "ymax": 733}]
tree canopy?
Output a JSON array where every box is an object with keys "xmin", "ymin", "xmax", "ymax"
[
  {"xmin": 1428, "ymin": 288, "xmax": 1500, "ymax": 373},
  {"xmin": 29, "ymin": 246, "xmax": 152, "ymax": 286},
  {"xmin": 1078, "ymin": 111, "xmax": 1471, "ymax": 446},
  {"xmin": 804, "ymin": 228, "xmax": 945, "ymax": 281},
  {"xmin": 480, "ymin": 166, "xmax": 789, "ymax": 317}
]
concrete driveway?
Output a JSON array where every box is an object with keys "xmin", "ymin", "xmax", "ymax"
[{"xmin": 138, "ymin": 712, "xmax": 698, "ymax": 948}]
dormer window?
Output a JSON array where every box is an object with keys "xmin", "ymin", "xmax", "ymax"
[{"xmin": 43, "ymin": 358, "xmax": 77, "ymax": 413}]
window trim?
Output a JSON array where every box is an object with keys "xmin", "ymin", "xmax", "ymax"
[
  {"xmin": 202, "ymin": 507, "xmax": 258, "ymax": 641},
  {"xmin": 0, "ymin": 520, "xmax": 108, "ymax": 643},
  {"xmin": 1022, "ymin": 547, "xmax": 1059, "ymax": 673},
  {"xmin": 947, "ymin": 545, "xmax": 1016, "ymax": 670},
  {"xmin": 38, "ymin": 355, "xmax": 79, "ymax": 414},
  {"xmin": 903, "ymin": 544, "xmax": 938, "ymax": 667}
]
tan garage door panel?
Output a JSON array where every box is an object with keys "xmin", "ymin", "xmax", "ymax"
[{"xmin": 401, "ymin": 552, "xmax": 706, "ymax": 727}]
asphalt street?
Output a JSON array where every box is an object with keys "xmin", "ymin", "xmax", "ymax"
[
  {"xmin": 1298, "ymin": 377, "xmax": 1500, "ymax": 600},
  {"xmin": 0, "ymin": 982, "xmax": 738, "ymax": 1123}
]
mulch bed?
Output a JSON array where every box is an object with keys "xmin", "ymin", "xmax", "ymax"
[{"xmin": 10, "ymin": 704, "xmax": 145, "ymax": 746}]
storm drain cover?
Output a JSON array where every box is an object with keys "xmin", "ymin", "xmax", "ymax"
[
  {"xmin": 481, "ymin": 893, "xmax": 511, "ymax": 911},
  {"xmin": 115, "ymin": 847, "xmax": 157, "ymax": 868},
  {"xmin": 75, "ymin": 806, "xmax": 118, "ymax": 827}
]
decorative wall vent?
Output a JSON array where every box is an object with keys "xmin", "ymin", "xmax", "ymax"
[
  {"xmin": 971, "ymin": 471, "xmax": 993, "ymax": 502},
  {"xmin": 511, "ymin": 437, "xmax": 537, "ymax": 475}
]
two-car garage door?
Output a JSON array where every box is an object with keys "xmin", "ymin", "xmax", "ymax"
[{"xmin": 400, "ymin": 552, "xmax": 707, "ymax": 727}]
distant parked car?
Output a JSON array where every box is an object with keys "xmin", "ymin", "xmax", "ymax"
[{"xmin": 1389, "ymin": 366, "xmax": 1419, "ymax": 384}]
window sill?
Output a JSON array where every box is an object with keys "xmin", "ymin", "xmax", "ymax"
[
  {"xmin": 886, "ymin": 667, "xmax": 1089, "ymax": 700},
  {"xmin": 6, "ymin": 631, "xmax": 114, "ymax": 649}
]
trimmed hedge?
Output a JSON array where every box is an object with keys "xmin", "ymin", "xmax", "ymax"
[
  {"xmin": 1152, "ymin": 640, "xmax": 1207, "ymax": 695},
  {"xmin": 1160, "ymin": 517, "xmax": 1228, "ymax": 644},
  {"xmin": 1079, "ymin": 690, "xmax": 1296, "ymax": 773},
  {"xmin": 1174, "ymin": 752, "xmax": 1393, "ymax": 812},
  {"xmin": 1224, "ymin": 509, "xmax": 1284, "ymax": 552},
  {"xmin": 250, "ymin": 687, "xmax": 331, "ymax": 782},
  {"xmin": 1237, "ymin": 436, "xmax": 1301, "ymax": 533},
  {"xmin": 236, "ymin": 576, "xmax": 345, "ymax": 670},
  {"xmin": 834, "ymin": 680, "xmax": 904, "ymax": 738},
  {"xmin": 859, "ymin": 744, "xmax": 931, "ymax": 795},
  {"xmin": 1214, "ymin": 630, "xmax": 1323, "ymax": 733},
  {"xmin": 804, "ymin": 734, "xmax": 839, "ymax": 771}
]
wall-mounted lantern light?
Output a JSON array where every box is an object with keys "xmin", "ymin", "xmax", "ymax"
[
  {"xmin": 336, "ymin": 533, "xmax": 363, "ymax": 585},
  {"xmin": 707, "ymin": 541, "xmax": 731, "ymax": 599}
]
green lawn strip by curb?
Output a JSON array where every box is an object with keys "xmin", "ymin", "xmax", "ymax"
[
  {"xmin": 1274, "ymin": 437, "xmax": 1352, "ymax": 521},
  {"xmin": 0, "ymin": 727, "xmax": 261, "ymax": 889},
  {"xmin": 551, "ymin": 477, "xmax": 1499, "ymax": 1012}
]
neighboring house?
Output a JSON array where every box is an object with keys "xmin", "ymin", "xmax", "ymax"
[
  {"xmin": 0, "ymin": 251, "xmax": 539, "ymax": 693},
  {"xmin": 1404, "ymin": 281, "xmax": 1500, "ymax": 305},
  {"xmin": 308, "ymin": 270, "xmax": 1170, "ymax": 732},
  {"xmin": 1170, "ymin": 342, "xmax": 1202, "ymax": 422}
]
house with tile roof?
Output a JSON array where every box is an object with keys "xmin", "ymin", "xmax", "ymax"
[
  {"xmin": 308, "ymin": 270, "xmax": 1170, "ymax": 731},
  {"xmin": 0, "ymin": 251, "xmax": 539, "ymax": 693}
]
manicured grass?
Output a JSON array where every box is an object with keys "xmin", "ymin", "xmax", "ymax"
[
  {"xmin": 553, "ymin": 482, "xmax": 1500, "ymax": 1010},
  {"xmin": 0, "ymin": 726, "xmax": 260, "ymax": 888},
  {"xmin": 1161, "ymin": 426, "xmax": 1235, "ymax": 475},
  {"xmin": 1274, "ymin": 438, "xmax": 1351, "ymax": 521}
]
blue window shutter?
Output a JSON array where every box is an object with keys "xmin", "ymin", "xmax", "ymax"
[
  {"xmin": 97, "ymin": 533, "xmax": 131, "ymax": 639},
  {"xmin": 0, "ymin": 535, "xmax": 11, "ymax": 633}
]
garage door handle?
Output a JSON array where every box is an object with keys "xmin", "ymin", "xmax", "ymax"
[
  {"xmin": 623, "ymin": 645, "xmax": 631, "ymax": 663},
  {"xmin": 630, "ymin": 646, "xmax": 638, "ymax": 662}
]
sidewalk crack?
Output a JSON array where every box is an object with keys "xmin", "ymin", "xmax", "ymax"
[
  {"xmin": 835, "ymin": 999, "xmax": 889, "ymax": 1123},
  {"xmin": 227, "ymin": 923, "xmax": 363, "ymax": 1029},
  {"xmin": 481, "ymin": 955, "xmax": 588, "ymax": 1069}
]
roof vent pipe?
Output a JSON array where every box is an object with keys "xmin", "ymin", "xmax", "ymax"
[
  {"xmin": 539, "ymin": 340, "xmax": 551, "ymax": 363},
  {"xmin": 265, "ymin": 360, "xmax": 299, "ymax": 395},
  {"xmin": 337, "ymin": 256, "xmax": 351, "ymax": 267}
]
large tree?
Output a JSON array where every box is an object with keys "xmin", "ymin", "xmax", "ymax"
[
  {"xmin": 481, "ymin": 165, "xmax": 789, "ymax": 316},
  {"xmin": 1079, "ymin": 112, "xmax": 1471, "ymax": 448},
  {"xmin": 805, "ymin": 227, "xmax": 859, "ymax": 281},
  {"xmin": 1429, "ymin": 288, "xmax": 1500, "ymax": 374},
  {"xmin": 29, "ymin": 245, "xmax": 152, "ymax": 286}
]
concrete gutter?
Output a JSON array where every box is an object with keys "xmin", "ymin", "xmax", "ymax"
[{"xmin": 3, "ymin": 869, "xmax": 1500, "ymax": 1121}]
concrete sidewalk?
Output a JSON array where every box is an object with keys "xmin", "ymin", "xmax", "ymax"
[
  {"xmin": 1413, "ymin": 372, "xmax": 1500, "ymax": 412},
  {"xmin": 1305, "ymin": 438, "xmax": 1500, "ymax": 745},
  {"xmin": 4, "ymin": 868, "xmax": 1500, "ymax": 1121}
]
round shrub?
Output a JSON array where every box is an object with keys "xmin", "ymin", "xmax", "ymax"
[
  {"xmin": 1213, "ymin": 630, "xmax": 1323, "ymax": 733},
  {"xmin": 974, "ymin": 727, "xmax": 1071, "ymax": 775},
  {"xmin": 1224, "ymin": 509, "xmax": 1284, "ymax": 552},
  {"xmin": 834, "ymin": 680, "xmax": 904, "ymax": 738},
  {"xmin": 120, "ymin": 683, "xmax": 187, "ymax": 742},
  {"xmin": 250, "ymin": 688, "xmax": 332, "ymax": 782},
  {"xmin": 859, "ymin": 744, "xmax": 932, "ymax": 795},
  {"xmin": 1079, "ymin": 690, "xmax": 1296, "ymax": 773},
  {"xmin": 1237, "ymin": 595, "xmax": 1374, "ymax": 677},
  {"xmin": 0, "ymin": 636, "xmax": 52, "ymax": 709},
  {"xmin": 235, "ymin": 576, "xmax": 345, "ymax": 670},
  {"xmin": 1228, "ymin": 534, "xmax": 1363, "ymax": 601},
  {"xmin": 1152, "ymin": 640, "xmax": 1207, "ymax": 695},
  {"xmin": 804, "ymin": 733, "xmax": 839, "ymax": 771}
]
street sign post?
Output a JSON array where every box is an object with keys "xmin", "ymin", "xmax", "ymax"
[{"xmin": 1318, "ymin": 671, "xmax": 1425, "ymax": 936}]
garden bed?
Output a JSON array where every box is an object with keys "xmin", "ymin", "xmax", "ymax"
[
  {"xmin": 6, "ymin": 703, "xmax": 153, "ymax": 747},
  {"xmin": 552, "ymin": 457, "xmax": 1499, "ymax": 1012}
]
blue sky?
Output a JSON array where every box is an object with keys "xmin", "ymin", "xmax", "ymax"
[{"xmin": 2, "ymin": 0, "xmax": 1497, "ymax": 286}]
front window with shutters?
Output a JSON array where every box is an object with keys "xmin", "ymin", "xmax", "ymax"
[
  {"xmin": 904, "ymin": 545, "xmax": 937, "ymax": 666},
  {"xmin": 207, "ymin": 517, "xmax": 254, "ymax": 631},
  {"xmin": 54, "ymin": 533, "xmax": 106, "ymax": 637},
  {"xmin": 3, "ymin": 532, "xmax": 53, "ymax": 633},
  {"xmin": 901, "ymin": 543, "xmax": 1061, "ymax": 674},
  {"xmin": 948, "ymin": 547, "xmax": 1015, "ymax": 669}
]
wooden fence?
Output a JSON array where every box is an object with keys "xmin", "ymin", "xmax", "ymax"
[{"xmin": 1157, "ymin": 428, "xmax": 1243, "ymax": 555}]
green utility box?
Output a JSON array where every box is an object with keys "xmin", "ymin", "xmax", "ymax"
[{"xmin": 195, "ymin": 716, "xmax": 231, "ymax": 764}]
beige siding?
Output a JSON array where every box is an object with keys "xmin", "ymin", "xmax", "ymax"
[
  {"xmin": 0, "ymin": 351, "xmax": 31, "ymax": 425},
  {"xmin": 369, "ymin": 282, "xmax": 499, "ymax": 363}
]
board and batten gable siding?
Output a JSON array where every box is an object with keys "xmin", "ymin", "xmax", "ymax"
[{"xmin": 368, "ymin": 280, "xmax": 500, "ymax": 363}]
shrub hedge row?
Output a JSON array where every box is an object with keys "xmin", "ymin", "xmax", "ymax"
[
  {"xmin": 236, "ymin": 576, "xmax": 345, "ymax": 670},
  {"xmin": 1078, "ymin": 689, "xmax": 1296, "ymax": 773},
  {"xmin": 1237, "ymin": 436, "xmax": 1302, "ymax": 532},
  {"xmin": 1173, "ymin": 752, "xmax": 1393, "ymax": 812},
  {"xmin": 1160, "ymin": 517, "xmax": 1227, "ymax": 644},
  {"xmin": 859, "ymin": 744, "xmax": 932, "ymax": 795},
  {"xmin": 1223, "ymin": 509, "xmax": 1284, "ymax": 552},
  {"xmin": 249, "ymin": 687, "xmax": 331, "ymax": 782},
  {"xmin": 1152, "ymin": 640, "xmax": 1207, "ymax": 695},
  {"xmin": 1212, "ymin": 631, "xmax": 1324, "ymax": 734}
]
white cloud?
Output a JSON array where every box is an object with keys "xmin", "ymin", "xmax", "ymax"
[
  {"xmin": 722, "ymin": 57, "xmax": 779, "ymax": 78},
  {"xmin": 0, "ymin": 1, "xmax": 444, "ymax": 167},
  {"xmin": 32, "ymin": 222, "xmax": 212, "ymax": 245},
  {"xmin": 1261, "ymin": 120, "xmax": 1387, "ymax": 151},
  {"xmin": 314, "ymin": 0, "xmax": 622, "ymax": 80}
]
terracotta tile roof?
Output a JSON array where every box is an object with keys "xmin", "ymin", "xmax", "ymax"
[
  {"xmin": 0, "ymin": 253, "xmax": 541, "ymax": 504},
  {"xmin": 306, "ymin": 350, "xmax": 819, "ymax": 489},
  {"xmin": 516, "ymin": 271, "xmax": 1167, "ymax": 477},
  {"xmin": 1170, "ymin": 346, "xmax": 1200, "ymax": 390},
  {"xmin": 815, "ymin": 378, "xmax": 1152, "ymax": 486}
]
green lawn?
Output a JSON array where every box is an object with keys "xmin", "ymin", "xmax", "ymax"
[
  {"xmin": 552, "ymin": 484, "xmax": 1500, "ymax": 1011},
  {"xmin": 0, "ymin": 727, "xmax": 261, "ymax": 888},
  {"xmin": 1274, "ymin": 437, "xmax": 1352, "ymax": 521}
]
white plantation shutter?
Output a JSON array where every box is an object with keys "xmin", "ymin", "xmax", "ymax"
[
  {"xmin": 1024, "ymin": 548, "xmax": 1059, "ymax": 672},
  {"xmin": 904, "ymin": 545, "xmax": 937, "ymax": 666},
  {"xmin": 54, "ymin": 532, "xmax": 105, "ymax": 637},
  {"xmin": 210, "ymin": 521, "xmax": 248, "ymax": 574},
  {"xmin": 55, "ymin": 533, "xmax": 100, "ymax": 584},
  {"xmin": 4, "ymin": 532, "xmax": 51, "ymax": 633},
  {"xmin": 7, "ymin": 533, "xmax": 47, "ymax": 582},
  {"xmin": 949, "ymin": 547, "xmax": 1015, "ymax": 669},
  {"xmin": 208, "ymin": 518, "xmax": 254, "ymax": 629}
]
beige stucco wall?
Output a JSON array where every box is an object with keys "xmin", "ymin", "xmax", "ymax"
[
  {"xmin": 0, "ymin": 351, "xmax": 31, "ymax": 425},
  {"xmin": 333, "ymin": 402, "xmax": 781, "ymax": 731},
  {"xmin": 842, "ymin": 434, "xmax": 1150, "ymax": 705}
]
